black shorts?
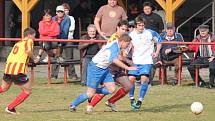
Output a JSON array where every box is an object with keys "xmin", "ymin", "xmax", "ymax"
[
  {"xmin": 3, "ymin": 74, "xmax": 29, "ymax": 85},
  {"xmin": 109, "ymin": 64, "xmax": 127, "ymax": 81}
]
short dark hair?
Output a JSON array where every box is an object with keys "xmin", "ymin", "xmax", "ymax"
[
  {"xmin": 23, "ymin": 28, "xmax": 36, "ymax": 37},
  {"xmin": 143, "ymin": 2, "xmax": 153, "ymax": 8},
  {"xmin": 118, "ymin": 34, "xmax": 132, "ymax": 42},
  {"xmin": 117, "ymin": 20, "xmax": 129, "ymax": 27},
  {"xmin": 134, "ymin": 15, "xmax": 146, "ymax": 25},
  {"xmin": 43, "ymin": 9, "xmax": 52, "ymax": 16}
]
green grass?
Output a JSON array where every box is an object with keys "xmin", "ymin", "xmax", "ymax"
[{"xmin": 0, "ymin": 78, "xmax": 215, "ymax": 121}]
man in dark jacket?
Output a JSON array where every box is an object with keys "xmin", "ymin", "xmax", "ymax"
[
  {"xmin": 188, "ymin": 25, "xmax": 215, "ymax": 88},
  {"xmin": 160, "ymin": 23, "xmax": 184, "ymax": 85},
  {"xmin": 139, "ymin": 2, "xmax": 164, "ymax": 33}
]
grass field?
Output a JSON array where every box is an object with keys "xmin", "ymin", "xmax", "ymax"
[{"xmin": 0, "ymin": 78, "xmax": 215, "ymax": 121}]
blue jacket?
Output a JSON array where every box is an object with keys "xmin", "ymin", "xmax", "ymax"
[
  {"xmin": 160, "ymin": 32, "xmax": 184, "ymax": 61},
  {"xmin": 52, "ymin": 15, "xmax": 71, "ymax": 39}
]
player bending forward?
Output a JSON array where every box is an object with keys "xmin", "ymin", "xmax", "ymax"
[{"xmin": 69, "ymin": 34, "xmax": 137, "ymax": 112}]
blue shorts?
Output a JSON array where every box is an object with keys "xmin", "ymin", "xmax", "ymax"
[
  {"xmin": 128, "ymin": 64, "xmax": 152, "ymax": 76},
  {"xmin": 87, "ymin": 62, "xmax": 114, "ymax": 89}
]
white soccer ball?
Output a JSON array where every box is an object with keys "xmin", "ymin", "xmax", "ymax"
[{"xmin": 191, "ymin": 102, "xmax": 203, "ymax": 115}]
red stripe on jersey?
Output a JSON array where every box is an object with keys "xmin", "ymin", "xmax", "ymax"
[
  {"xmin": 6, "ymin": 62, "xmax": 12, "ymax": 74},
  {"xmin": 25, "ymin": 41, "xmax": 28, "ymax": 52},
  {"xmin": 17, "ymin": 63, "xmax": 24, "ymax": 74},
  {"xmin": 11, "ymin": 63, "xmax": 17, "ymax": 75}
]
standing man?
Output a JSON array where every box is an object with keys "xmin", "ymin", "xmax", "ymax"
[
  {"xmin": 140, "ymin": 2, "xmax": 164, "ymax": 33},
  {"xmin": 0, "ymin": 28, "xmax": 37, "ymax": 114},
  {"xmin": 128, "ymin": 16, "xmax": 162, "ymax": 110},
  {"xmin": 188, "ymin": 25, "xmax": 215, "ymax": 88},
  {"xmin": 62, "ymin": 3, "xmax": 78, "ymax": 80},
  {"xmin": 51, "ymin": 5, "xmax": 71, "ymax": 79},
  {"xmin": 94, "ymin": 0, "xmax": 127, "ymax": 39},
  {"xmin": 159, "ymin": 23, "xmax": 184, "ymax": 85}
]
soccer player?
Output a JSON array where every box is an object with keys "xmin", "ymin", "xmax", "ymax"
[
  {"xmin": 128, "ymin": 16, "xmax": 162, "ymax": 110},
  {"xmin": 69, "ymin": 34, "xmax": 137, "ymax": 112},
  {"xmin": 87, "ymin": 20, "xmax": 134, "ymax": 112},
  {"xmin": 0, "ymin": 28, "xmax": 37, "ymax": 114}
]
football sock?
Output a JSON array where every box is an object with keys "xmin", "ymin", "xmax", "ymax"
[
  {"xmin": 96, "ymin": 87, "xmax": 111, "ymax": 95},
  {"xmin": 89, "ymin": 94, "xmax": 105, "ymax": 107},
  {"xmin": 138, "ymin": 81, "xmax": 148, "ymax": 101},
  {"xmin": 129, "ymin": 83, "xmax": 135, "ymax": 98},
  {"xmin": 108, "ymin": 88, "xmax": 127, "ymax": 104},
  {"xmin": 71, "ymin": 93, "xmax": 88, "ymax": 107},
  {"xmin": 0, "ymin": 86, "xmax": 3, "ymax": 93},
  {"xmin": 8, "ymin": 91, "xmax": 30, "ymax": 110}
]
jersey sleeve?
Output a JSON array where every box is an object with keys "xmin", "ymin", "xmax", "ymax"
[
  {"xmin": 108, "ymin": 42, "xmax": 120, "ymax": 62},
  {"xmin": 25, "ymin": 39, "xmax": 34, "ymax": 52}
]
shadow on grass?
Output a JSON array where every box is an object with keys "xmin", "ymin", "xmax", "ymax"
[{"xmin": 29, "ymin": 108, "xmax": 68, "ymax": 113}]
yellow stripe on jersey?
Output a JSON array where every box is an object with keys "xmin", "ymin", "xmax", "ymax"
[
  {"xmin": 107, "ymin": 32, "xmax": 120, "ymax": 43},
  {"xmin": 4, "ymin": 38, "xmax": 33, "ymax": 75}
]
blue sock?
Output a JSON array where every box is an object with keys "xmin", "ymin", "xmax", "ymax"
[
  {"xmin": 71, "ymin": 93, "xmax": 88, "ymax": 107},
  {"xmin": 129, "ymin": 83, "xmax": 135, "ymax": 99},
  {"xmin": 96, "ymin": 87, "xmax": 110, "ymax": 95},
  {"xmin": 138, "ymin": 82, "xmax": 148, "ymax": 101}
]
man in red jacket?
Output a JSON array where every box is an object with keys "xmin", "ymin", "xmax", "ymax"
[{"xmin": 188, "ymin": 25, "xmax": 215, "ymax": 88}]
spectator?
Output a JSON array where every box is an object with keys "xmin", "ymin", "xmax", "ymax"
[
  {"xmin": 188, "ymin": 25, "xmax": 215, "ymax": 88},
  {"xmin": 51, "ymin": 5, "xmax": 71, "ymax": 79},
  {"xmin": 36, "ymin": 9, "xmax": 60, "ymax": 62},
  {"xmin": 128, "ymin": 3, "xmax": 139, "ymax": 21},
  {"xmin": 78, "ymin": 24, "xmax": 102, "ymax": 85},
  {"xmin": 94, "ymin": 0, "xmax": 127, "ymax": 39},
  {"xmin": 139, "ymin": 2, "xmax": 164, "ymax": 33},
  {"xmin": 62, "ymin": 3, "xmax": 78, "ymax": 80},
  {"xmin": 159, "ymin": 23, "xmax": 184, "ymax": 85}
]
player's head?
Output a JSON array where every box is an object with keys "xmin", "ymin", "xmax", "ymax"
[
  {"xmin": 62, "ymin": 3, "xmax": 71, "ymax": 15},
  {"xmin": 117, "ymin": 20, "xmax": 129, "ymax": 35},
  {"xmin": 118, "ymin": 34, "xmax": 132, "ymax": 49},
  {"xmin": 134, "ymin": 16, "xmax": 146, "ymax": 33},
  {"xmin": 23, "ymin": 28, "xmax": 36, "ymax": 38}
]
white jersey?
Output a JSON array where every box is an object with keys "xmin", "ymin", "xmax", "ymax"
[
  {"xmin": 129, "ymin": 29, "xmax": 162, "ymax": 64},
  {"xmin": 92, "ymin": 40, "xmax": 120, "ymax": 69}
]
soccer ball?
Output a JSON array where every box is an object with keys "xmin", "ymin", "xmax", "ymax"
[{"xmin": 191, "ymin": 102, "xmax": 203, "ymax": 115}]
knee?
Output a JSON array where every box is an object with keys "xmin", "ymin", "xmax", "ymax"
[
  {"xmin": 86, "ymin": 91, "xmax": 95, "ymax": 99},
  {"xmin": 1, "ymin": 85, "xmax": 9, "ymax": 92},
  {"xmin": 23, "ymin": 87, "xmax": 32, "ymax": 94},
  {"xmin": 107, "ymin": 86, "xmax": 116, "ymax": 94},
  {"xmin": 124, "ymin": 83, "xmax": 132, "ymax": 92}
]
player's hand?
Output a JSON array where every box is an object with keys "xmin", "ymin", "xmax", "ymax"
[
  {"xmin": 208, "ymin": 56, "xmax": 215, "ymax": 62},
  {"xmin": 156, "ymin": 61, "xmax": 162, "ymax": 65},
  {"xmin": 165, "ymin": 48, "xmax": 172, "ymax": 54},
  {"xmin": 126, "ymin": 66, "xmax": 137, "ymax": 70},
  {"xmin": 34, "ymin": 57, "xmax": 39, "ymax": 64},
  {"xmin": 152, "ymin": 52, "xmax": 158, "ymax": 58}
]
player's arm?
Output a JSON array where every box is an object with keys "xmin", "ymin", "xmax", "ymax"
[{"xmin": 113, "ymin": 59, "xmax": 136, "ymax": 70}]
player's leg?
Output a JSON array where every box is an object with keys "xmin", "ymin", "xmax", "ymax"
[
  {"xmin": 0, "ymin": 74, "xmax": 12, "ymax": 93},
  {"xmin": 105, "ymin": 76, "xmax": 131, "ymax": 112},
  {"xmin": 128, "ymin": 76, "xmax": 136, "ymax": 106},
  {"xmin": 6, "ymin": 74, "xmax": 31, "ymax": 114},
  {"xmin": 70, "ymin": 87, "xmax": 96, "ymax": 112},
  {"xmin": 134, "ymin": 64, "xmax": 152, "ymax": 109}
]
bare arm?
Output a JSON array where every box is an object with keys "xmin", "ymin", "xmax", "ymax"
[{"xmin": 113, "ymin": 59, "xmax": 136, "ymax": 70}]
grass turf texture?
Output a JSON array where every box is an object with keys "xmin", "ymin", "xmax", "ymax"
[{"xmin": 0, "ymin": 78, "xmax": 215, "ymax": 121}]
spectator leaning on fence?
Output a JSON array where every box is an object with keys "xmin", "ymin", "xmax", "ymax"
[
  {"xmin": 159, "ymin": 23, "xmax": 184, "ymax": 85},
  {"xmin": 94, "ymin": 0, "xmax": 127, "ymax": 39},
  {"xmin": 51, "ymin": 5, "xmax": 71, "ymax": 79},
  {"xmin": 78, "ymin": 24, "xmax": 102, "ymax": 85},
  {"xmin": 187, "ymin": 25, "xmax": 215, "ymax": 89},
  {"xmin": 36, "ymin": 9, "xmax": 60, "ymax": 62}
]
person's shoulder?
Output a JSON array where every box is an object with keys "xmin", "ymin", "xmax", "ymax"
[{"xmin": 99, "ymin": 5, "xmax": 108, "ymax": 10}]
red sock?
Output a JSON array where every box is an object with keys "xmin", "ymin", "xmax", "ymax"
[
  {"xmin": 89, "ymin": 94, "xmax": 105, "ymax": 107},
  {"xmin": 8, "ymin": 91, "xmax": 30, "ymax": 110},
  {"xmin": 108, "ymin": 88, "xmax": 127, "ymax": 104},
  {"xmin": 0, "ymin": 86, "xmax": 3, "ymax": 93}
]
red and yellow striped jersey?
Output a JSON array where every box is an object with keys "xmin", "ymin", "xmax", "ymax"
[
  {"xmin": 4, "ymin": 38, "xmax": 34, "ymax": 75},
  {"xmin": 107, "ymin": 32, "xmax": 120, "ymax": 43}
]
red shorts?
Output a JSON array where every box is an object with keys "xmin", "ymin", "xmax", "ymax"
[{"xmin": 3, "ymin": 73, "xmax": 29, "ymax": 85}]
